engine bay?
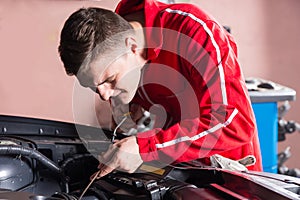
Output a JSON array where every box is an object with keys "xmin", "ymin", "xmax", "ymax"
[{"xmin": 1, "ymin": 115, "xmax": 300, "ymax": 200}]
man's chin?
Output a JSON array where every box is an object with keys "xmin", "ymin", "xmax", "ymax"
[{"xmin": 111, "ymin": 94, "xmax": 133, "ymax": 105}]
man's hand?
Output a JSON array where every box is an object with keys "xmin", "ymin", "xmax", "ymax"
[{"xmin": 95, "ymin": 136, "xmax": 143, "ymax": 178}]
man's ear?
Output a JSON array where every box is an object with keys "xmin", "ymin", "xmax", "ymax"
[{"xmin": 125, "ymin": 37, "xmax": 138, "ymax": 54}]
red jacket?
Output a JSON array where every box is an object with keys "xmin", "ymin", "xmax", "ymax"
[{"xmin": 116, "ymin": 0, "xmax": 263, "ymax": 171}]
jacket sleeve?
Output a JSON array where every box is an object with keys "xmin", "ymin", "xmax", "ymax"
[{"xmin": 136, "ymin": 20, "xmax": 258, "ymax": 164}]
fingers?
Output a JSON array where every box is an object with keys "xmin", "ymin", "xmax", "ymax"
[
  {"xmin": 98, "ymin": 143, "xmax": 116, "ymax": 163},
  {"xmin": 97, "ymin": 163, "xmax": 115, "ymax": 178},
  {"xmin": 90, "ymin": 170, "xmax": 100, "ymax": 181},
  {"xmin": 95, "ymin": 144, "xmax": 119, "ymax": 179},
  {"xmin": 91, "ymin": 136, "xmax": 143, "ymax": 180},
  {"xmin": 90, "ymin": 163, "xmax": 114, "ymax": 180}
]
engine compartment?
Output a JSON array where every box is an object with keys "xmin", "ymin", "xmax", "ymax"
[
  {"xmin": 0, "ymin": 115, "xmax": 109, "ymax": 199},
  {"xmin": 1, "ymin": 115, "xmax": 300, "ymax": 200}
]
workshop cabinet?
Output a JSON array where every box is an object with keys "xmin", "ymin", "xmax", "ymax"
[{"xmin": 247, "ymin": 78, "xmax": 296, "ymax": 173}]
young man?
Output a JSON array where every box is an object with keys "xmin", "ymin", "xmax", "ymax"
[{"xmin": 58, "ymin": 0, "xmax": 263, "ymax": 178}]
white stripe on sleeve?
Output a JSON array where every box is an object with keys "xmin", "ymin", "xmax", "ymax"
[{"xmin": 155, "ymin": 108, "xmax": 239, "ymax": 149}]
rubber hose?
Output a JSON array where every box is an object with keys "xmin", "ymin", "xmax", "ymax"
[{"xmin": 0, "ymin": 145, "xmax": 61, "ymax": 174}]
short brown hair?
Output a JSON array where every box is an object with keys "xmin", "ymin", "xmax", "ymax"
[{"xmin": 58, "ymin": 7, "xmax": 133, "ymax": 75}]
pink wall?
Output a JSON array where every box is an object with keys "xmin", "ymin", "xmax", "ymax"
[
  {"xmin": 0, "ymin": 0, "xmax": 299, "ymax": 167},
  {"xmin": 0, "ymin": 0, "xmax": 119, "ymax": 124}
]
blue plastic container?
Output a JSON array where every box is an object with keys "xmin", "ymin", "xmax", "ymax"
[{"xmin": 246, "ymin": 78, "xmax": 296, "ymax": 173}]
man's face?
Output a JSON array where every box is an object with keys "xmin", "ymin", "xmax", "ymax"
[{"xmin": 77, "ymin": 51, "xmax": 142, "ymax": 104}]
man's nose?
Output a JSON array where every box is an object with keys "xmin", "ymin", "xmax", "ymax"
[{"xmin": 97, "ymin": 85, "xmax": 115, "ymax": 101}]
